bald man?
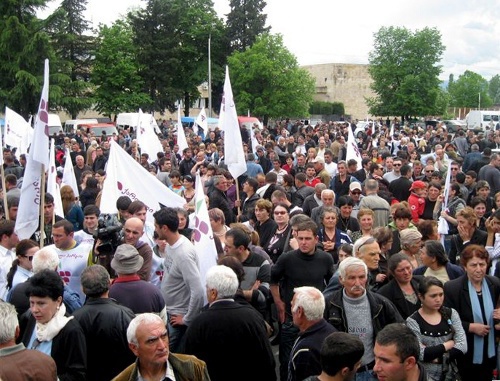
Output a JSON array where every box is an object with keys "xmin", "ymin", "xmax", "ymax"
[{"xmin": 121, "ymin": 217, "xmax": 153, "ymax": 281}]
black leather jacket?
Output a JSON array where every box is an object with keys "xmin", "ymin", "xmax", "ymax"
[{"xmin": 324, "ymin": 289, "xmax": 403, "ymax": 341}]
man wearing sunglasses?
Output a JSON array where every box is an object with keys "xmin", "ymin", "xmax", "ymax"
[{"xmin": 382, "ymin": 158, "xmax": 402, "ymax": 184}]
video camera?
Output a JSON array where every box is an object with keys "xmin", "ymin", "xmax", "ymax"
[{"xmin": 95, "ymin": 214, "xmax": 123, "ymax": 254}]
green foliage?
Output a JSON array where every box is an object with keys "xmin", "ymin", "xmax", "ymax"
[
  {"xmin": 46, "ymin": 0, "xmax": 95, "ymax": 118},
  {"xmin": 228, "ymin": 33, "xmax": 314, "ymax": 123},
  {"xmin": 448, "ymin": 70, "xmax": 492, "ymax": 108},
  {"xmin": 128, "ymin": 0, "xmax": 225, "ymax": 114},
  {"xmin": 92, "ymin": 20, "xmax": 152, "ymax": 117},
  {"xmin": 0, "ymin": 0, "xmax": 58, "ymax": 118},
  {"xmin": 367, "ymin": 26, "xmax": 444, "ymax": 118},
  {"xmin": 489, "ymin": 75, "xmax": 500, "ymax": 104},
  {"xmin": 309, "ymin": 101, "xmax": 344, "ymax": 115},
  {"xmin": 226, "ymin": 0, "xmax": 269, "ymax": 53}
]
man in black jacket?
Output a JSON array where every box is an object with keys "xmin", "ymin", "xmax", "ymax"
[
  {"xmin": 72, "ymin": 265, "xmax": 136, "ymax": 381},
  {"xmin": 324, "ymin": 257, "xmax": 403, "ymax": 380}
]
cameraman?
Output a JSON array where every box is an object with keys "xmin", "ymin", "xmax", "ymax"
[
  {"xmin": 95, "ymin": 217, "xmax": 152, "ymax": 281},
  {"xmin": 74, "ymin": 205, "xmax": 99, "ymax": 245}
]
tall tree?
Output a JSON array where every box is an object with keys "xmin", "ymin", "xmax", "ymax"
[
  {"xmin": 225, "ymin": 0, "xmax": 269, "ymax": 53},
  {"xmin": 128, "ymin": 0, "xmax": 225, "ymax": 115},
  {"xmin": 92, "ymin": 20, "xmax": 152, "ymax": 118},
  {"xmin": 367, "ymin": 26, "xmax": 444, "ymax": 120},
  {"xmin": 0, "ymin": 0, "xmax": 57, "ymax": 118},
  {"xmin": 228, "ymin": 33, "xmax": 314, "ymax": 125},
  {"xmin": 448, "ymin": 70, "xmax": 492, "ymax": 108},
  {"xmin": 489, "ymin": 74, "xmax": 500, "ymax": 104},
  {"xmin": 47, "ymin": 0, "xmax": 95, "ymax": 118}
]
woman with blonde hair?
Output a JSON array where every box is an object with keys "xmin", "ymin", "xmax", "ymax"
[
  {"xmin": 350, "ymin": 208, "xmax": 375, "ymax": 242},
  {"xmin": 209, "ymin": 208, "xmax": 229, "ymax": 246},
  {"xmin": 449, "ymin": 206, "xmax": 487, "ymax": 265},
  {"xmin": 398, "ymin": 228, "xmax": 423, "ymax": 269},
  {"xmin": 60, "ymin": 185, "xmax": 83, "ymax": 231}
]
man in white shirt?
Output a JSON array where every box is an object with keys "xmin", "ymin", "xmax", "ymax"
[
  {"xmin": 324, "ymin": 150, "xmax": 338, "ymax": 178},
  {"xmin": 269, "ymin": 158, "xmax": 288, "ymax": 185},
  {"xmin": 0, "ymin": 220, "xmax": 18, "ymax": 300}
]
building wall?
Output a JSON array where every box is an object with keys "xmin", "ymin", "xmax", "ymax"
[{"xmin": 302, "ymin": 63, "xmax": 374, "ymax": 120}]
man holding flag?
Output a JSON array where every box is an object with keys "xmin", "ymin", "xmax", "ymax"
[{"xmin": 16, "ymin": 59, "xmax": 50, "ymax": 242}]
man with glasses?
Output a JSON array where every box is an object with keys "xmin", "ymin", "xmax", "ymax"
[
  {"xmin": 421, "ymin": 164, "xmax": 435, "ymax": 183},
  {"xmin": 349, "ymin": 182, "xmax": 364, "ymax": 219},
  {"xmin": 383, "ymin": 158, "xmax": 402, "ymax": 184},
  {"xmin": 325, "ymin": 256, "xmax": 403, "ymax": 381}
]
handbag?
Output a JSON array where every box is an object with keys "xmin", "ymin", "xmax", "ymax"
[{"xmin": 441, "ymin": 352, "xmax": 461, "ymax": 381}]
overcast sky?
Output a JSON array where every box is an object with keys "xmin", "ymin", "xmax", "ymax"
[{"xmin": 39, "ymin": 0, "xmax": 500, "ymax": 81}]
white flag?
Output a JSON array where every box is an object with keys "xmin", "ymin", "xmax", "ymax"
[
  {"xmin": 136, "ymin": 109, "xmax": 163, "ymax": 163},
  {"xmin": 193, "ymin": 173, "xmax": 218, "ymax": 300},
  {"xmin": 195, "ymin": 108, "xmax": 208, "ymax": 135},
  {"xmin": 390, "ymin": 123, "xmax": 394, "ymax": 137},
  {"xmin": 31, "ymin": 59, "xmax": 50, "ymax": 168},
  {"xmin": 346, "ymin": 122, "xmax": 362, "ymax": 171},
  {"xmin": 176, "ymin": 105, "xmax": 188, "ymax": 153},
  {"xmin": 4, "ymin": 107, "xmax": 31, "ymax": 150},
  {"xmin": 150, "ymin": 114, "xmax": 161, "ymax": 134},
  {"xmin": 19, "ymin": 116, "xmax": 34, "ymax": 157},
  {"xmin": 16, "ymin": 59, "xmax": 50, "ymax": 239},
  {"xmin": 222, "ymin": 66, "xmax": 246, "ymax": 179},
  {"xmin": 100, "ymin": 140, "xmax": 185, "ymax": 223},
  {"xmin": 437, "ymin": 157, "xmax": 452, "ymax": 236},
  {"xmin": 61, "ymin": 148, "xmax": 79, "ymax": 198},
  {"xmin": 16, "ymin": 146, "xmax": 43, "ymax": 239},
  {"xmin": 47, "ymin": 139, "xmax": 64, "ymax": 218}
]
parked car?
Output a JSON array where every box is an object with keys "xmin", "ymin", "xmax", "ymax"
[{"xmin": 443, "ymin": 119, "xmax": 467, "ymax": 133}]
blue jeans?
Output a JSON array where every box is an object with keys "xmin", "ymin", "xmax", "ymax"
[
  {"xmin": 279, "ymin": 320, "xmax": 299, "ymax": 381},
  {"xmin": 168, "ymin": 319, "xmax": 187, "ymax": 353}
]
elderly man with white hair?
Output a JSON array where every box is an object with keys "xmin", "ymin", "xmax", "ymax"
[
  {"xmin": 184, "ymin": 265, "xmax": 276, "ymax": 381},
  {"xmin": 0, "ymin": 302, "xmax": 57, "ymax": 380},
  {"xmin": 325, "ymin": 257, "xmax": 403, "ymax": 381},
  {"xmin": 112, "ymin": 313, "xmax": 210, "ymax": 381},
  {"xmin": 288, "ymin": 286, "xmax": 337, "ymax": 381},
  {"xmin": 310, "ymin": 189, "xmax": 337, "ymax": 227}
]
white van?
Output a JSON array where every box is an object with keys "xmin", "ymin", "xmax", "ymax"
[
  {"xmin": 466, "ymin": 110, "xmax": 500, "ymax": 131},
  {"xmin": 64, "ymin": 118, "xmax": 98, "ymax": 133},
  {"xmin": 116, "ymin": 112, "xmax": 159, "ymax": 133},
  {"xmin": 48, "ymin": 114, "xmax": 63, "ymax": 136}
]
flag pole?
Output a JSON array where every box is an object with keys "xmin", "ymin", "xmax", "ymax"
[
  {"xmin": 1, "ymin": 165, "xmax": 8, "ymax": 221},
  {"xmin": 208, "ymin": 34, "xmax": 212, "ymax": 118},
  {"xmin": 39, "ymin": 165, "xmax": 46, "ymax": 248},
  {"xmin": 234, "ymin": 177, "xmax": 241, "ymax": 217}
]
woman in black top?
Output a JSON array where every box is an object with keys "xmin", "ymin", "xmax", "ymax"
[
  {"xmin": 421, "ymin": 181, "xmax": 441, "ymax": 220},
  {"xmin": 265, "ymin": 203, "xmax": 291, "ymax": 264},
  {"xmin": 254, "ymin": 199, "xmax": 277, "ymax": 248}
]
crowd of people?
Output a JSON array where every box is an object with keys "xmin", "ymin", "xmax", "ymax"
[{"xmin": 1, "ymin": 117, "xmax": 500, "ymax": 381}]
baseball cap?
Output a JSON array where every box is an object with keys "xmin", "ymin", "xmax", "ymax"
[
  {"xmin": 409, "ymin": 180, "xmax": 426, "ymax": 191},
  {"xmin": 349, "ymin": 182, "xmax": 362, "ymax": 192}
]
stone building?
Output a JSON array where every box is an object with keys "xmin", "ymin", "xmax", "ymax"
[{"xmin": 302, "ymin": 63, "xmax": 375, "ymax": 120}]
